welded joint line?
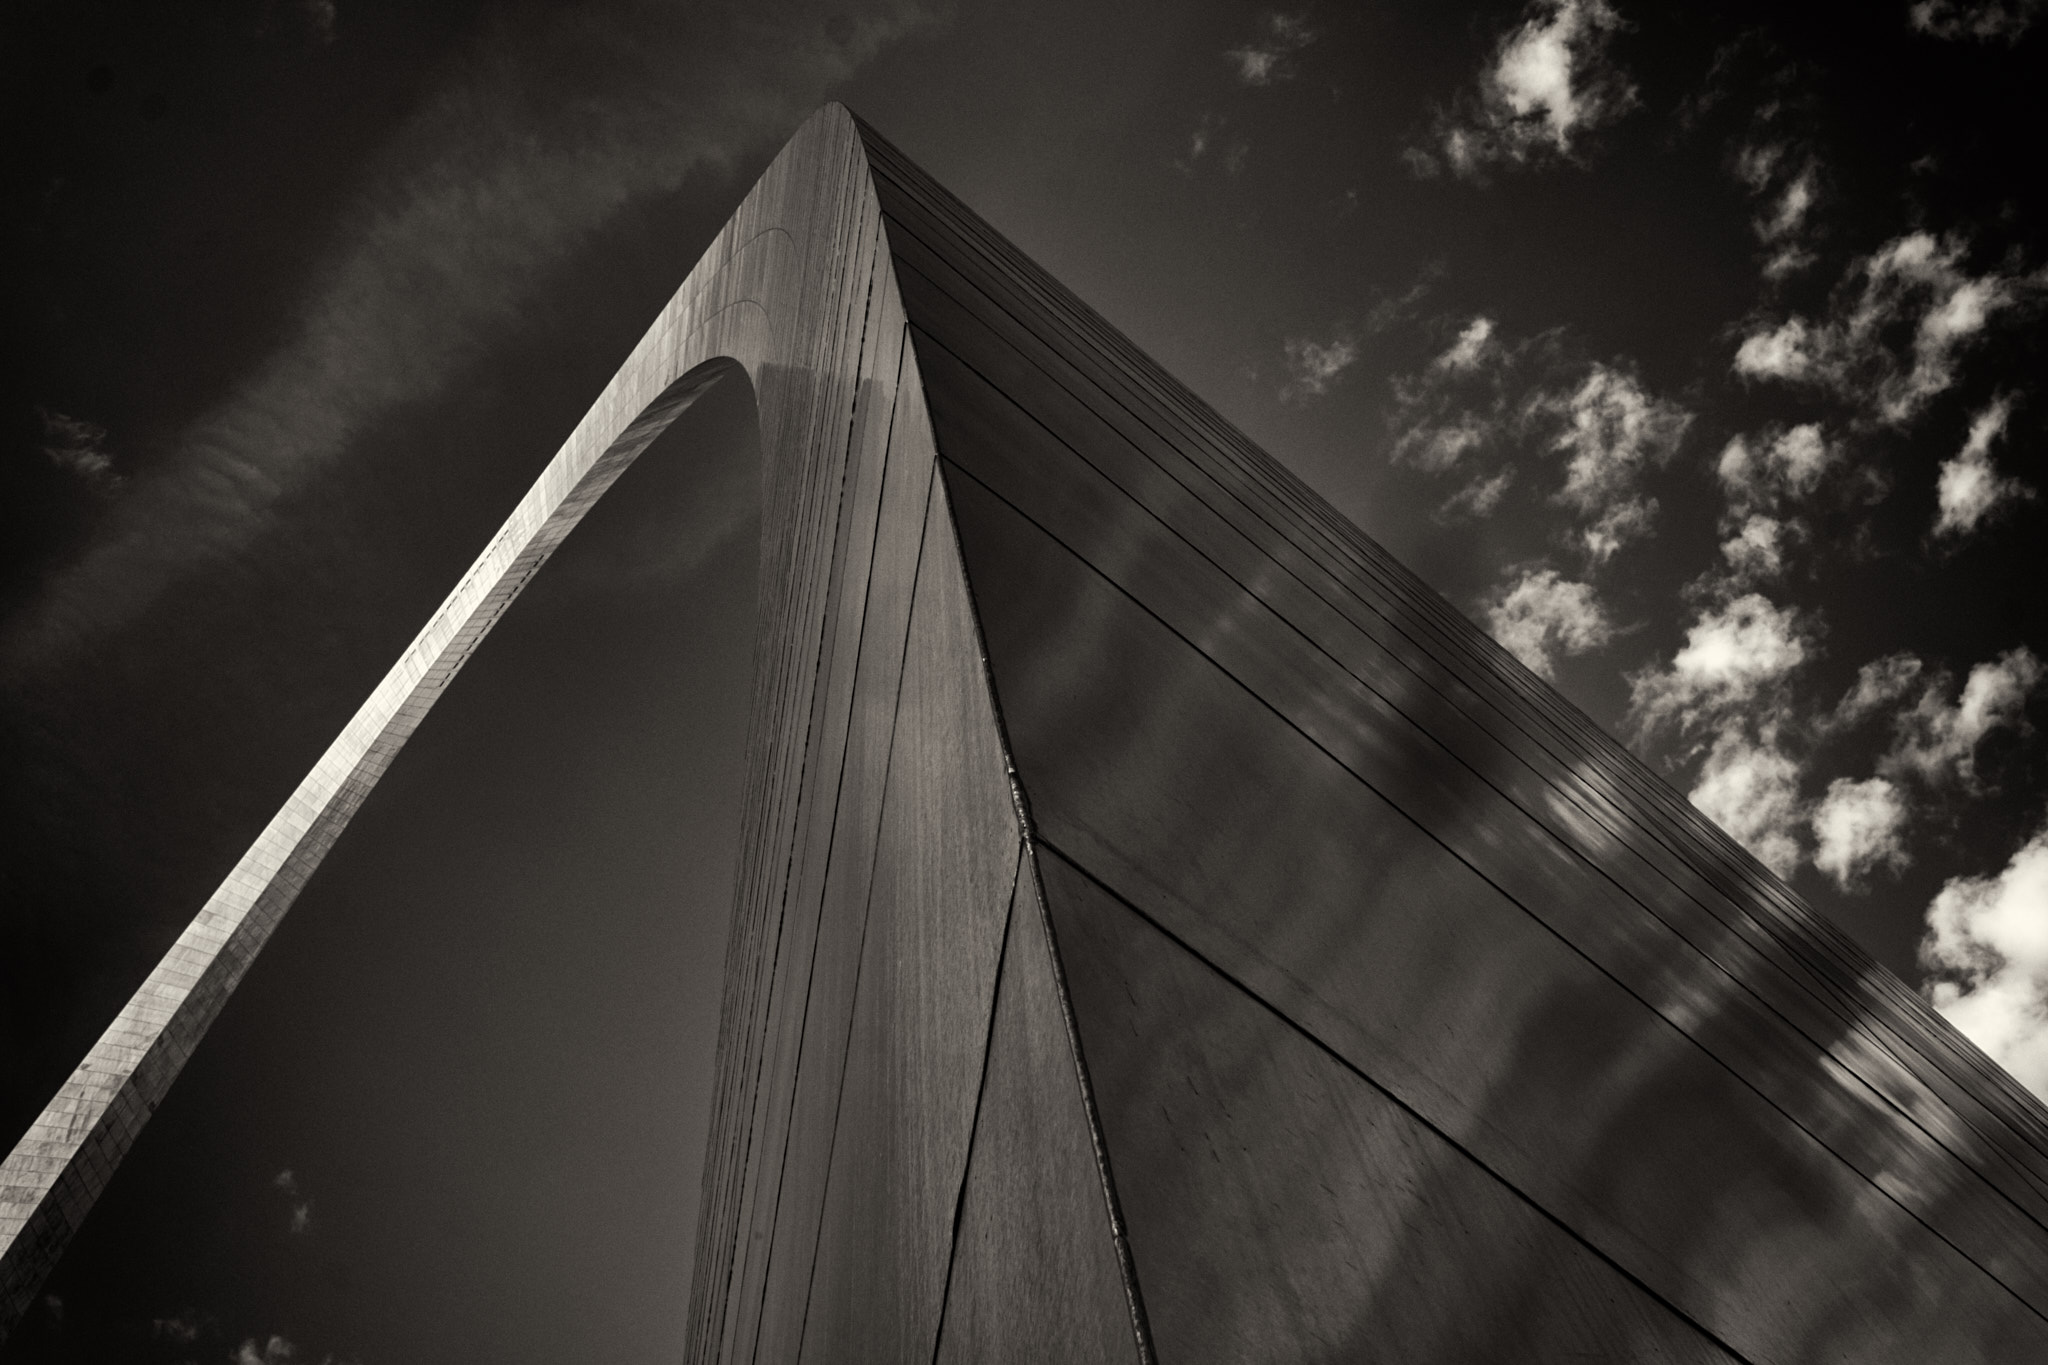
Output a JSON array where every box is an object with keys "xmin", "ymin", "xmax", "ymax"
[{"xmin": 925, "ymin": 843, "xmax": 1027, "ymax": 1365}]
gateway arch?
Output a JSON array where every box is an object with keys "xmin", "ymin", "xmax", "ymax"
[{"xmin": 9, "ymin": 105, "xmax": 2048, "ymax": 1362}]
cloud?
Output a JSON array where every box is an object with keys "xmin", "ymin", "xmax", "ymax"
[
  {"xmin": 1387, "ymin": 315, "xmax": 1525, "ymax": 470},
  {"xmin": 37, "ymin": 407, "xmax": 123, "ymax": 494},
  {"xmin": 1544, "ymin": 363, "xmax": 1691, "ymax": 561},
  {"xmin": 153, "ymin": 1314, "xmax": 203, "ymax": 1343},
  {"xmin": 1922, "ymin": 817, "xmax": 2048, "ymax": 1099},
  {"xmin": 1880, "ymin": 647, "xmax": 2044, "ymax": 787},
  {"xmin": 1733, "ymin": 142, "xmax": 1822, "ymax": 279},
  {"xmin": 2, "ymin": 0, "xmax": 936, "ymax": 679},
  {"xmin": 1485, "ymin": 568, "xmax": 1614, "ymax": 678},
  {"xmin": 1628, "ymin": 592, "xmax": 1809, "ymax": 738},
  {"xmin": 1280, "ymin": 331, "xmax": 1360, "ymax": 401},
  {"xmin": 1388, "ymin": 319, "xmax": 1684, "ymax": 560},
  {"xmin": 300, "ymin": 0, "xmax": 338, "ymax": 45},
  {"xmin": 1909, "ymin": 0, "xmax": 2041, "ymax": 42},
  {"xmin": 1812, "ymin": 776, "xmax": 1911, "ymax": 889},
  {"xmin": 1227, "ymin": 12, "xmax": 1315, "ymax": 86},
  {"xmin": 275, "ymin": 1167, "xmax": 313, "ymax": 1234},
  {"xmin": 1173, "ymin": 112, "xmax": 1249, "ymax": 176},
  {"xmin": 1716, "ymin": 422, "xmax": 1836, "ymax": 514},
  {"xmin": 1420, "ymin": 0, "xmax": 1636, "ymax": 179},
  {"xmin": 1436, "ymin": 315, "xmax": 1496, "ymax": 372},
  {"xmin": 1439, "ymin": 466, "xmax": 1516, "ymax": 520},
  {"xmin": 1829, "ymin": 651, "xmax": 1926, "ymax": 731},
  {"xmin": 236, "ymin": 1336, "xmax": 297, "ymax": 1365},
  {"xmin": 1718, "ymin": 513, "xmax": 1792, "ymax": 583},
  {"xmin": 1733, "ymin": 232, "xmax": 2045, "ymax": 424},
  {"xmin": 1689, "ymin": 722, "xmax": 1806, "ymax": 877},
  {"xmin": 1935, "ymin": 394, "xmax": 2033, "ymax": 536}
]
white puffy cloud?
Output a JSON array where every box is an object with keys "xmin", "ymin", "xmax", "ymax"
[
  {"xmin": 1227, "ymin": 12, "xmax": 1315, "ymax": 85},
  {"xmin": 1689, "ymin": 723, "xmax": 1806, "ymax": 877},
  {"xmin": 1909, "ymin": 0, "xmax": 2040, "ymax": 42},
  {"xmin": 1732, "ymin": 318, "xmax": 1814, "ymax": 381},
  {"xmin": 1628, "ymin": 593, "xmax": 1809, "ymax": 737},
  {"xmin": 1719, "ymin": 513, "xmax": 1791, "ymax": 583},
  {"xmin": 1812, "ymin": 776, "xmax": 1911, "ymax": 889},
  {"xmin": 1882, "ymin": 647, "xmax": 2045, "ymax": 787},
  {"xmin": 1420, "ymin": 0, "xmax": 1636, "ymax": 179},
  {"xmin": 1717, "ymin": 423, "xmax": 1835, "ymax": 511},
  {"xmin": 1935, "ymin": 394, "xmax": 2033, "ymax": 536},
  {"xmin": 1280, "ymin": 330, "xmax": 1360, "ymax": 401},
  {"xmin": 1436, "ymin": 315, "xmax": 1497, "ymax": 372},
  {"xmin": 1486, "ymin": 568, "xmax": 1614, "ymax": 678},
  {"xmin": 1733, "ymin": 233, "xmax": 2044, "ymax": 424},
  {"xmin": 1922, "ymin": 818, "xmax": 2048, "ymax": 1099}
]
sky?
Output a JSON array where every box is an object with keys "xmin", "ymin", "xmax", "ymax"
[{"xmin": 2, "ymin": 0, "xmax": 2044, "ymax": 1358}]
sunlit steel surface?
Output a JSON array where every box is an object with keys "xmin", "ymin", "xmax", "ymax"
[{"xmin": 8, "ymin": 105, "xmax": 2048, "ymax": 1362}]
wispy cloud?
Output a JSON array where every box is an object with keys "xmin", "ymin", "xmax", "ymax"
[
  {"xmin": 1879, "ymin": 647, "xmax": 2044, "ymax": 788},
  {"xmin": 275, "ymin": 1167, "xmax": 313, "ymax": 1235},
  {"xmin": 1733, "ymin": 232, "xmax": 2045, "ymax": 425},
  {"xmin": 1439, "ymin": 465, "xmax": 1516, "ymax": 520},
  {"xmin": 1277, "ymin": 277, "xmax": 1433, "ymax": 403},
  {"xmin": 1541, "ymin": 362, "xmax": 1690, "ymax": 561},
  {"xmin": 1935, "ymin": 394, "xmax": 2033, "ymax": 537},
  {"xmin": 153, "ymin": 1313, "xmax": 204, "ymax": 1343},
  {"xmin": 1412, "ymin": 0, "xmax": 1637, "ymax": 180},
  {"xmin": 1281, "ymin": 331, "xmax": 1361, "ymax": 400},
  {"xmin": 1388, "ymin": 316, "xmax": 1685, "ymax": 560},
  {"xmin": 1717, "ymin": 422, "xmax": 1835, "ymax": 512},
  {"xmin": 37, "ymin": 407, "xmax": 123, "ymax": 494},
  {"xmin": 1909, "ymin": 0, "xmax": 2041, "ymax": 42},
  {"xmin": 1733, "ymin": 141, "xmax": 1823, "ymax": 280},
  {"xmin": 1227, "ymin": 12, "xmax": 1316, "ymax": 86},
  {"xmin": 2, "ymin": 0, "xmax": 937, "ymax": 678},
  {"xmin": 236, "ymin": 1335, "xmax": 297, "ymax": 1365},
  {"xmin": 1172, "ymin": 112, "xmax": 1247, "ymax": 176},
  {"xmin": 1485, "ymin": 567, "xmax": 1614, "ymax": 678},
  {"xmin": 1922, "ymin": 816, "xmax": 2048, "ymax": 1098}
]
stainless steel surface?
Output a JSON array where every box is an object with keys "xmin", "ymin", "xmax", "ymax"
[
  {"xmin": 1039, "ymin": 843, "xmax": 1737, "ymax": 1364},
  {"xmin": 12, "ymin": 103, "xmax": 2048, "ymax": 1364},
  {"xmin": 932, "ymin": 853, "xmax": 1146, "ymax": 1365}
]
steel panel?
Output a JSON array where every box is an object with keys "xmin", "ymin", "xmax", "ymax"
[
  {"xmin": 797, "ymin": 472, "xmax": 1023, "ymax": 1362},
  {"xmin": 931, "ymin": 851, "xmax": 1146, "ymax": 1365}
]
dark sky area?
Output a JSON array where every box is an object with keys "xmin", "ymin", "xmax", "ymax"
[{"xmin": 2, "ymin": 1, "xmax": 2044, "ymax": 1359}]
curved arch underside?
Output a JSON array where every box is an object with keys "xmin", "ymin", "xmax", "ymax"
[{"xmin": 11, "ymin": 105, "xmax": 2048, "ymax": 1362}]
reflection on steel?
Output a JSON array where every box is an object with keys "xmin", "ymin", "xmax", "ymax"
[{"xmin": 6, "ymin": 105, "xmax": 2048, "ymax": 1360}]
